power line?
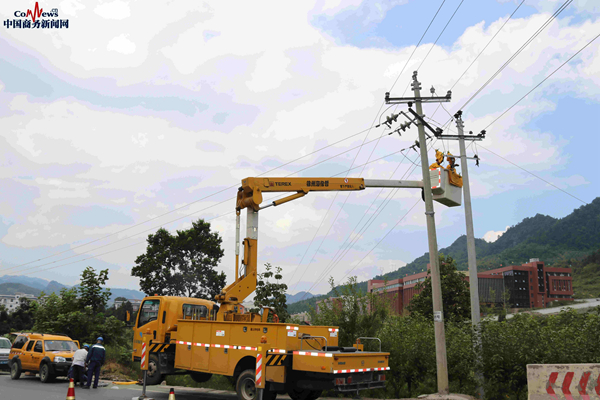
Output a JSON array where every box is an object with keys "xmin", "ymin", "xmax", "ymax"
[
  {"xmin": 482, "ymin": 31, "xmax": 600, "ymax": 132},
  {"xmin": 8, "ymin": 146, "xmax": 418, "ymax": 276},
  {"xmin": 477, "ymin": 144, "xmax": 588, "ymax": 205},
  {"xmin": 290, "ymin": 139, "xmax": 425, "ymax": 291},
  {"xmin": 2, "ymin": 125, "xmax": 381, "ymax": 272},
  {"xmin": 305, "ymin": 141, "xmax": 430, "ymax": 291},
  {"xmin": 290, "ymin": 0, "xmax": 462, "ymax": 291},
  {"xmin": 300, "ymin": 139, "xmax": 436, "ymax": 297},
  {"xmin": 388, "ymin": 0, "xmax": 447, "ymax": 93},
  {"xmin": 457, "ymin": 0, "xmax": 572, "ymax": 112}
]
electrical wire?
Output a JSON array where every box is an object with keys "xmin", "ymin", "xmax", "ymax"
[
  {"xmin": 477, "ymin": 144, "xmax": 588, "ymax": 205},
  {"xmin": 289, "ymin": 0, "xmax": 463, "ymax": 291},
  {"xmin": 14, "ymin": 145, "xmax": 420, "ymax": 276},
  {"xmin": 481, "ymin": 31, "xmax": 600, "ymax": 132},
  {"xmin": 388, "ymin": 0, "xmax": 447, "ymax": 93},
  {"xmin": 2, "ymin": 124, "xmax": 385, "ymax": 272},
  {"xmin": 300, "ymin": 139, "xmax": 436, "ymax": 297},
  {"xmin": 456, "ymin": 0, "xmax": 572, "ymax": 112}
]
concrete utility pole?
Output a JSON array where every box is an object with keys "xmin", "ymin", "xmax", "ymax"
[
  {"xmin": 456, "ymin": 115, "xmax": 481, "ymax": 324},
  {"xmin": 412, "ymin": 73, "xmax": 449, "ymax": 395},
  {"xmin": 456, "ymin": 114, "xmax": 484, "ymax": 398},
  {"xmin": 385, "ymin": 71, "xmax": 450, "ymax": 394}
]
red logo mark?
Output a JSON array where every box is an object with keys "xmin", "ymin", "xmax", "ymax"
[{"xmin": 26, "ymin": 2, "xmax": 43, "ymax": 22}]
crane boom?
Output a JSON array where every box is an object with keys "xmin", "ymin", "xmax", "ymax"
[{"xmin": 216, "ymin": 176, "xmax": 423, "ymax": 320}]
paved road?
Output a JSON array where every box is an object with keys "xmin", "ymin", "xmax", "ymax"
[{"xmin": 0, "ymin": 373, "xmax": 238, "ymax": 400}]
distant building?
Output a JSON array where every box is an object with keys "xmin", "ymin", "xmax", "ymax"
[
  {"xmin": 114, "ymin": 299, "xmax": 143, "ymax": 312},
  {"xmin": 480, "ymin": 259, "xmax": 573, "ymax": 308},
  {"xmin": 0, "ymin": 293, "xmax": 37, "ymax": 313},
  {"xmin": 368, "ymin": 259, "xmax": 573, "ymax": 313}
]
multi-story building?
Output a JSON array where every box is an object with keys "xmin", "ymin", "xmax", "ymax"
[
  {"xmin": 367, "ymin": 258, "xmax": 572, "ymax": 313},
  {"xmin": 480, "ymin": 258, "xmax": 573, "ymax": 308},
  {"xmin": 0, "ymin": 293, "xmax": 37, "ymax": 313},
  {"xmin": 113, "ymin": 299, "xmax": 144, "ymax": 312}
]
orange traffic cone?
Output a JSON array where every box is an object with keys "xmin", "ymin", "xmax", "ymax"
[
  {"xmin": 168, "ymin": 387, "xmax": 176, "ymax": 399},
  {"xmin": 66, "ymin": 378, "xmax": 76, "ymax": 400}
]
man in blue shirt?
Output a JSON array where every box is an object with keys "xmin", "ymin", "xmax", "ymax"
[{"xmin": 83, "ymin": 337, "xmax": 105, "ymax": 389}]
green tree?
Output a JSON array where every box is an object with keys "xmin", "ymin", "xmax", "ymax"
[
  {"xmin": 34, "ymin": 268, "xmax": 125, "ymax": 344},
  {"xmin": 254, "ymin": 263, "xmax": 289, "ymax": 322},
  {"xmin": 311, "ymin": 276, "xmax": 392, "ymax": 349},
  {"xmin": 0, "ymin": 298, "xmax": 37, "ymax": 335},
  {"xmin": 407, "ymin": 255, "xmax": 471, "ymax": 323},
  {"xmin": 79, "ymin": 266, "xmax": 111, "ymax": 313},
  {"xmin": 132, "ymin": 219, "xmax": 226, "ymax": 299}
]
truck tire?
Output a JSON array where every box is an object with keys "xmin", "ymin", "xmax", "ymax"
[
  {"xmin": 236, "ymin": 369, "xmax": 256, "ymax": 400},
  {"xmin": 10, "ymin": 359, "xmax": 21, "ymax": 380},
  {"xmin": 288, "ymin": 388, "xmax": 320, "ymax": 400},
  {"xmin": 145, "ymin": 354, "xmax": 163, "ymax": 385},
  {"xmin": 190, "ymin": 371, "xmax": 212, "ymax": 383},
  {"xmin": 40, "ymin": 363, "xmax": 55, "ymax": 383},
  {"xmin": 235, "ymin": 370, "xmax": 277, "ymax": 400}
]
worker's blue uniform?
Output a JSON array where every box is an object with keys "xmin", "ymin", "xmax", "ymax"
[{"xmin": 85, "ymin": 343, "xmax": 105, "ymax": 388}]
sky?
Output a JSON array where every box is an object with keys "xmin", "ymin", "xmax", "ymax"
[{"xmin": 0, "ymin": 0, "xmax": 598, "ymax": 297}]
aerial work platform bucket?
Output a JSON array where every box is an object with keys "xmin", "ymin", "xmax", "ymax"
[{"xmin": 430, "ymin": 168, "xmax": 462, "ymax": 207}]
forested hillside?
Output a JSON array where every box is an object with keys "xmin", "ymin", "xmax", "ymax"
[{"xmin": 289, "ymin": 198, "xmax": 600, "ymax": 314}]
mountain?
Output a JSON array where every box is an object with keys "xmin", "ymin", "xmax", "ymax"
[
  {"xmin": 0, "ymin": 275, "xmax": 51, "ymax": 291},
  {"xmin": 0, "ymin": 275, "xmax": 146, "ymax": 303},
  {"xmin": 0, "ymin": 282, "xmax": 42, "ymax": 296},
  {"xmin": 288, "ymin": 197, "xmax": 600, "ymax": 313},
  {"xmin": 108, "ymin": 288, "xmax": 147, "ymax": 302},
  {"xmin": 45, "ymin": 280, "xmax": 68, "ymax": 294},
  {"xmin": 286, "ymin": 291, "xmax": 314, "ymax": 304}
]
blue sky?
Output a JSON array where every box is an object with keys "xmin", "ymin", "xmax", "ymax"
[{"xmin": 0, "ymin": 0, "xmax": 598, "ymax": 295}]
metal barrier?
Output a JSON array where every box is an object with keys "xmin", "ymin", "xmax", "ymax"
[{"xmin": 527, "ymin": 364, "xmax": 600, "ymax": 400}]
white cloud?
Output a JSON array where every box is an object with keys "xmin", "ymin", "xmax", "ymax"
[
  {"xmin": 94, "ymin": 0, "xmax": 131, "ymax": 20},
  {"xmin": 107, "ymin": 34, "xmax": 136, "ymax": 54},
  {"xmin": 483, "ymin": 226, "xmax": 509, "ymax": 243}
]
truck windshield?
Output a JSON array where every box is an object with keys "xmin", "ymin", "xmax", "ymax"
[
  {"xmin": 138, "ymin": 299, "xmax": 160, "ymax": 327},
  {"xmin": 44, "ymin": 341, "xmax": 78, "ymax": 352},
  {"xmin": 0, "ymin": 339, "xmax": 11, "ymax": 349}
]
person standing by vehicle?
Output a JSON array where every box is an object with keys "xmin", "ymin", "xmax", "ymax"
[
  {"xmin": 83, "ymin": 338, "xmax": 105, "ymax": 389},
  {"xmin": 71, "ymin": 344, "xmax": 88, "ymax": 387}
]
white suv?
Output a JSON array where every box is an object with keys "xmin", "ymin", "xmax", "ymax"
[{"xmin": 0, "ymin": 337, "xmax": 11, "ymax": 371}]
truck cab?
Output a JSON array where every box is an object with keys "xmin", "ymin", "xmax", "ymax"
[{"xmin": 132, "ymin": 295, "xmax": 217, "ymax": 385}]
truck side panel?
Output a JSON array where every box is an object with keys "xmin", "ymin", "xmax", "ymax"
[
  {"xmin": 209, "ymin": 323, "xmax": 230, "ymax": 374},
  {"xmin": 191, "ymin": 322, "xmax": 211, "ymax": 372}
]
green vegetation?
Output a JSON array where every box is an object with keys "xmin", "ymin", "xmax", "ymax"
[
  {"xmin": 253, "ymin": 263, "xmax": 289, "ymax": 322},
  {"xmin": 315, "ymin": 276, "xmax": 600, "ymax": 399},
  {"xmin": 555, "ymin": 249, "xmax": 600, "ymax": 298},
  {"xmin": 132, "ymin": 218, "xmax": 226, "ymax": 299},
  {"xmin": 407, "ymin": 255, "xmax": 471, "ymax": 323}
]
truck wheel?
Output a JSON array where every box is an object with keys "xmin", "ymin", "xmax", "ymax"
[
  {"xmin": 190, "ymin": 371, "xmax": 212, "ymax": 383},
  {"xmin": 40, "ymin": 363, "xmax": 55, "ymax": 383},
  {"xmin": 307, "ymin": 390, "xmax": 322, "ymax": 400},
  {"xmin": 287, "ymin": 388, "xmax": 313, "ymax": 400},
  {"xmin": 145, "ymin": 354, "xmax": 163, "ymax": 385},
  {"xmin": 236, "ymin": 369, "xmax": 257, "ymax": 400},
  {"xmin": 10, "ymin": 359, "xmax": 21, "ymax": 380}
]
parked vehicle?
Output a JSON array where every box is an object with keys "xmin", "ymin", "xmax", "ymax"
[
  {"xmin": 0, "ymin": 337, "xmax": 11, "ymax": 371},
  {"xmin": 8, "ymin": 332, "xmax": 80, "ymax": 383}
]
